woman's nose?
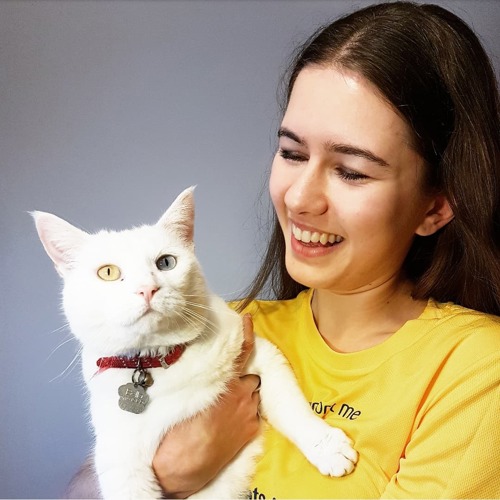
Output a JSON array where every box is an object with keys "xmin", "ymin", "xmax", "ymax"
[{"xmin": 284, "ymin": 164, "xmax": 328, "ymax": 216}]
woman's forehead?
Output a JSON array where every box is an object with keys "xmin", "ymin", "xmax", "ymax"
[{"xmin": 283, "ymin": 67, "xmax": 418, "ymax": 161}]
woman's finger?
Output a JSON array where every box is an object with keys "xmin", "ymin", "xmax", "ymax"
[
  {"xmin": 239, "ymin": 373, "xmax": 261, "ymax": 393},
  {"xmin": 235, "ymin": 313, "xmax": 255, "ymax": 373}
]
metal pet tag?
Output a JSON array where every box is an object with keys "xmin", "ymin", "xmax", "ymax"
[{"xmin": 118, "ymin": 383, "xmax": 150, "ymax": 414}]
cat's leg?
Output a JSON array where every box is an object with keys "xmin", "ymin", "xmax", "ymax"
[
  {"xmin": 94, "ymin": 435, "xmax": 163, "ymax": 500},
  {"xmin": 64, "ymin": 455, "xmax": 102, "ymax": 499},
  {"xmin": 247, "ymin": 338, "xmax": 358, "ymax": 477},
  {"xmin": 188, "ymin": 437, "xmax": 263, "ymax": 499}
]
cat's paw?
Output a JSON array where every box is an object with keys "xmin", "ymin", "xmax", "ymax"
[{"xmin": 304, "ymin": 427, "xmax": 358, "ymax": 477}]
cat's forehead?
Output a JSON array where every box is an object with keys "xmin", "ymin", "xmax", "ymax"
[{"xmin": 83, "ymin": 224, "xmax": 185, "ymax": 261}]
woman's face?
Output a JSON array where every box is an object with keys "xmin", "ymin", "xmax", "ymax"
[{"xmin": 270, "ymin": 66, "xmax": 442, "ymax": 294}]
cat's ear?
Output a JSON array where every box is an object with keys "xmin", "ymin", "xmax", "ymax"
[
  {"xmin": 32, "ymin": 211, "xmax": 89, "ymax": 276},
  {"xmin": 157, "ymin": 186, "xmax": 196, "ymax": 245}
]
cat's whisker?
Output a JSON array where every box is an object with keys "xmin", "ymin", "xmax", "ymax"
[
  {"xmin": 175, "ymin": 313, "xmax": 200, "ymax": 334},
  {"xmin": 184, "ymin": 308, "xmax": 216, "ymax": 326},
  {"xmin": 49, "ymin": 322, "xmax": 71, "ymax": 335},
  {"xmin": 183, "ymin": 301, "xmax": 217, "ymax": 312},
  {"xmin": 214, "ymin": 288, "xmax": 248, "ymax": 300},
  {"xmin": 182, "ymin": 306, "xmax": 218, "ymax": 329},
  {"xmin": 173, "ymin": 307, "xmax": 209, "ymax": 333},
  {"xmin": 182, "ymin": 284, "xmax": 249, "ymax": 298},
  {"xmin": 45, "ymin": 326, "xmax": 81, "ymax": 362},
  {"xmin": 171, "ymin": 306, "xmax": 201, "ymax": 334},
  {"xmin": 181, "ymin": 309, "xmax": 219, "ymax": 337},
  {"xmin": 173, "ymin": 316, "xmax": 183, "ymax": 333},
  {"xmin": 176, "ymin": 301, "xmax": 213, "ymax": 320},
  {"xmin": 46, "ymin": 335, "xmax": 78, "ymax": 360},
  {"xmin": 171, "ymin": 305, "xmax": 197, "ymax": 325},
  {"xmin": 182, "ymin": 290, "xmax": 244, "ymax": 301},
  {"xmin": 49, "ymin": 345, "xmax": 83, "ymax": 382},
  {"xmin": 184, "ymin": 301, "xmax": 238, "ymax": 318}
]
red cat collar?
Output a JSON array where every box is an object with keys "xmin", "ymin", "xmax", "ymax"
[{"xmin": 96, "ymin": 344, "xmax": 186, "ymax": 372}]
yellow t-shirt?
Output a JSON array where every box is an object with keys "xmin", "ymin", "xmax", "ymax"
[{"xmin": 241, "ymin": 289, "xmax": 500, "ymax": 499}]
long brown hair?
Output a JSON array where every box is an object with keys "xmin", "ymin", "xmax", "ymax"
[{"xmin": 241, "ymin": 1, "xmax": 500, "ymax": 315}]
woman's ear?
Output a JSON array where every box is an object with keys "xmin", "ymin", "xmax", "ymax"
[{"xmin": 415, "ymin": 195, "xmax": 454, "ymax": 236}]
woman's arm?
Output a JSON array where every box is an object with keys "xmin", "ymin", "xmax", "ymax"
[{"xmin": 152, "ymin": 315, "xmax": 261, "ymax": 498}]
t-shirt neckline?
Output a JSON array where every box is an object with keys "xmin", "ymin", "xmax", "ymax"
[{"xmin": 300, "ymin": 288, "xmax": 437, "ymax": 372}]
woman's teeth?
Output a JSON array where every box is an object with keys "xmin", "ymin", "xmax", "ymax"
[{"xmin": 292, "ymin": 224, "xmax": 343, "ymax": 246}]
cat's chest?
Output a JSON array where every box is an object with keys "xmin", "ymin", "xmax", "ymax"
[{"xmin": 86, "ymin": 367, "xmax": 219, "ymax": 435}]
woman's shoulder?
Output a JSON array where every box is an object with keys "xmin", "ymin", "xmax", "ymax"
[
  {"xmin": 418, "ymin": 299, "xmax": 500, "ymax": 371},
  {"xmin": 426, "ymin": 299, "xmax": 500, "ymax": 343}
]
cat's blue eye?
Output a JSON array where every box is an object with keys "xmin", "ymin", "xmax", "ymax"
[{"xmin": 156, "ymin": 255, "xmax": 177, "ymax": 271}]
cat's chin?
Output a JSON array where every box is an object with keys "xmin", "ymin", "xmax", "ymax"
[
  {"xmin": 115, "ymin": 312, "xmax": 202, "ymax": 348},
  {"xmin": 76, "ymin": 309, "xmax": 205, "ymax": 355},
  {"xmin": 83, "ymin": 328, "xmax": 194, "ymax": 358},
  {"xmin": 125, "ymin": 315, "xmax": 173, "ymax": 340},
  {"xmin": 122, "ymin": 302, "xmax": 188, "ymax": 329},
  {"xmin": 121, "ymin": 307, "xmax": 159, "ymax": 327}
]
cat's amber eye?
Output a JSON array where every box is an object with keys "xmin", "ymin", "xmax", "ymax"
[
  {"xmin": 156, "ymin": 254, "xmax": 176, "ymax": 271},
  {"xmin": 97, "ymin": 264, "xmax": 121, "ymax": 281}
]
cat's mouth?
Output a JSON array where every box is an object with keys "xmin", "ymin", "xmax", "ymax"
[{"xmin": 121, "ymin": 306, "xmax": 162, "ymax": 328}]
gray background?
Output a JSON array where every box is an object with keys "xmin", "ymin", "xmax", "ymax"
[{"xmin": 1, "ymin": 1, "xmax": 498, "ymax": 498}]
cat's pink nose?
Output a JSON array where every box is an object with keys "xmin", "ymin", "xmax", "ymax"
[{"xmin": 137, "ymin": 286, "xmax": 159, "ymax": 306}]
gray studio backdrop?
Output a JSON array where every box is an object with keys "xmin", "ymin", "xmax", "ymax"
[{"xmin": 1, "ymin": 1, "xmax": 498, "ymax": 498}]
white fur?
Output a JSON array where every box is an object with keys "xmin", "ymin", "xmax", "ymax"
[{"xmin": 33, "ymin": 187, "xmax": 357, "ymax": 499}]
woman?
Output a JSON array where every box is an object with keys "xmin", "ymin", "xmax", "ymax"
[{"xmin": 154, "ymin": 1, "xmax": 500, "ymax": 498}]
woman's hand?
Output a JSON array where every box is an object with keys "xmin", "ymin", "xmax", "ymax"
[{"xmin": 152, "ymin": 314, "xmax": 261, "ymax": 499}]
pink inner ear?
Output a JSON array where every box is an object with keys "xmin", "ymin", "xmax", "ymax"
[
  {"xmin": 169, "ymin": 216, "xmax": 194, "ymax": 245},
  {"xmin": 157, "ymin": 187, "xmax": 196, "ymax": 244},
  {"xmin": 176, "ymin": 205, "xmax": 195, "ymax": 242},
  {"xmin": 34, "ymin": 211, "xmax": 88, "ymax": 274}
]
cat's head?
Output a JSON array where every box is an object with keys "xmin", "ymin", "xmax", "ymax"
[{"xmin": 33, "ymin": 187, "xmax": 210, "ymax": 355}]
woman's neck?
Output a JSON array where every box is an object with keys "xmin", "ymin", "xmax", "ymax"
[{"xmin": 310, "ymin": 279, "xmax": 427, "ymax": 353}]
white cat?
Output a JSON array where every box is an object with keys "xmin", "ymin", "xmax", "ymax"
[{"xmin": 33, "ymin": 187, "xmax": 357, "ymax": 500}]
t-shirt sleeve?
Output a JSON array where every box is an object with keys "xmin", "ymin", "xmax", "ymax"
[{"xmin": 380, "ymin": 353, "xmax": 500, "ymax": 498}]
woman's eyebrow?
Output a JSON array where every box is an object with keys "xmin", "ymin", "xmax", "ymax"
[
  {"xmin": 278, "ymin": 126, "xmax": 390, "ymax": 168},
  {"xmin": 327, "ymin": 142, "xmax": 390, "ymax": 168},
  {"xmin": 278, "ymin": 127, "xmax": 305, "ymax": 145}
]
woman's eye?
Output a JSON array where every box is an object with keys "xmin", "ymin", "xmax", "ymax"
[
  {"xmin": 156, "ymin": 255, "xmax": 177, "ymax": 271},
  {"xmin": 97, "ymin": 264, "xmax": 121, "ymax": 281},
  {"xmin": 279, "ymin": 148, "xmax": 307, "ymax": 162},
  {"xmin": 336, "ymin": 167, "xmax": 369, "ymax": 182}
]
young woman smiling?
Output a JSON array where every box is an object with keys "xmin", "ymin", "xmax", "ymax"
[{"xmin": 269, "ymin": 66, "xmax": 454, "ymax": 354}]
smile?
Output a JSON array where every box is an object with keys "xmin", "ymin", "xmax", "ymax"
[{"xmin": 292, "ymin": 223, "xmax": 344, "ymax": 246}]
